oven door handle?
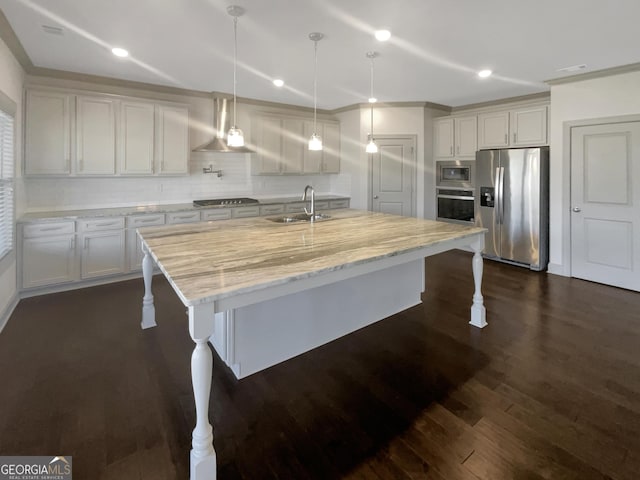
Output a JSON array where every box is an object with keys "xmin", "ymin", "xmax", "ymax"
[{"xmin": 436, "ymin": 194, "xmax": 475, "ymax": 201}]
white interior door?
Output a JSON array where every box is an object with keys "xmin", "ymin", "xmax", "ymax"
[
  {"xmin": 570, "ymin": 121, "xmax": 640, "ymax": 291},
  {"xmin": 371, "ymin": 136, "xmax": 415, "ymax": 217}
]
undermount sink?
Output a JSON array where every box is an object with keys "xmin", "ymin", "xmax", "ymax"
[{"xmin": 267, "ymin": 213, "xmax": 332, "ymax": 224}]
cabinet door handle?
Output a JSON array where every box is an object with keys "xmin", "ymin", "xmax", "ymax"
[
  {"xmin": 95, "ymin": 221, "xmax": 119, "ymax": 227},
  {"xmin": 504, "ymin": 134, "xmax": 508, "ymax": 144},
  {"xmin": 456, "ymin": 145, "xmax": 460, "ymax": 154},
  {"xmin": 39, "ymin": 226, "xmax": 65, "ymax": 232},
  {"xmin": 449, "ymin": 146, "xmax": 453, "ymax": 155},
  {"xmin": 84, "ymin": 238, "xmax": 89, "ymax": 249},
  {"xmin": 70, "ymin": 238, "xmax": 75, "ymax": 250},
  {"xmin": 513, "ymin": 133, "xmax": 517, "ymax": 143},
  {"xmin": 138, "ymin": 218, "xmax": 159, "ymax": 223}
]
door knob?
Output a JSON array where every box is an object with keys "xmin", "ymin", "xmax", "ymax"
[
  {"xmin": 373, "ymin": 195, "xmax": 379, "ymax": 199},
  {"xmin": 572, "ymin": 207, "xmax": 581, "ymax": 212}
]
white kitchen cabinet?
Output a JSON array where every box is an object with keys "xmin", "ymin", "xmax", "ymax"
[
  {"xmin": 232, "ymin": 206, "xmax": 261, "ymax": 218},
  {"xmin": 201, "ymin": 209, "xmax": 232, "ymax": 221},
  {"xmin": 255, "ymin": 115, "xmax": 283, "ymax": 174},
  {"xmin": 434, "ymin": 116, "xmax": 477, "ymax": 158},
  {"xmin": 21, "ymin": 221, "xmax": 76, "ymax": 289},
  {"xmin": 478, "ymin": 106, "xmax": 548, "ymax": 149},
  {"xmin": 281, "ymin": 118, "xmax": 304, "ymax": 174},
  {"xmin": 24, "ymin": 90, "xmax": 72, "ymax": 175},
  {"xmin": 119, "ymin": 100, "xmax": 155, "ymax": 175},
  {"xmin": 126, "ymin": 214, "xmax": 165, "ymax": 272},
  {"xmin": 434, "ymin": 118, "xmax": 454, "ymax": 157},
  {"xmin": 478, "ymin": 111, "xmax": 510, "ymax": 149},
  {"xmin": 166, "ymin": 211, "xmax": 201, "ymax": 224},
  {"xmin": 254, "ymin": 115, "xmax": 340, "ymax": 175},
  {"xmin": 259, "ymin": 204, "xmax": 285, "ymax": 216},
  {"xmin": 321, "ymin": 122, "xmax": 341, "ymax": 173},
  {"xmin": 156, "ymin": 104, "xmax": 189, "ymax": 175},
  {"xmin": 303, "ymin": 121, "xmax": 340, "ymax": 173},
  {"xmin": 24, "ymin": 88, "xmax": 189, "ymax": 177},
  {"xmin": 76, "ymin": 95, "xmax": 117, "ymax": 175},
  {"xmin": 79, "ymin": 218, "xmax": 126, "ymax": 279},
  {"xmin": 510, "ymin": 106, "xmax": 548, "ymax": 146}
]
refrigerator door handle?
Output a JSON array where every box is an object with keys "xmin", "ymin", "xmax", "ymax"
[
  {"xmin": 494, "ymin": 167, "xmax": 502, "ymax": 224},
  {"xmin": 498, "ymin": 166, "xmax": 505, "ymax": 224}
]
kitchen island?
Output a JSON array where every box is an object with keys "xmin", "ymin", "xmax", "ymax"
[{"xmin": 138, "ymin": 208, "xmax": 487, "ymax": 480}]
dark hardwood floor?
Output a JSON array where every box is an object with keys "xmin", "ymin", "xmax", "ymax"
[{"xmin": 1, "ymin": 250, "xmax": 640, "ymax": 479}]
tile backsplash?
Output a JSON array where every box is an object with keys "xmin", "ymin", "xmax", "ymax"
[{"xmin": 22, "ymin": 153, "xmax": 349, "ymax": 212}]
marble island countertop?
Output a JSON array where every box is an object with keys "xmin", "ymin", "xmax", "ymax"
[
  {"xmin": 18, "ymin": 195, "xmax": 349, "ymax": 222},
  {"xmin": 138, "ymin": 208, "xmax": 487, "ymax": 307}
]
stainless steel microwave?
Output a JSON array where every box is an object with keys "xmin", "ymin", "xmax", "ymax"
[{"xmin": 436, "ymin": 160, "xmax": 474, "ymax": 189}]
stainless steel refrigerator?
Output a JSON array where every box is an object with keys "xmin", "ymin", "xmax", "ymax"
[{"xmin": 475, "ymin": 147, "xmax": 549, "ymax": 271}]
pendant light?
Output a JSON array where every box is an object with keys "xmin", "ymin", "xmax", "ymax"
[
  {"xmin": 308, "ymin": 32, "xmax": 324, "ymax": 151},
  {"xmin": 227, "ymin": 5, "xmax": 245, "ymax": 147},
  {"xmin": 365, "ymin": 52, "xmax": 379, "ymax": 154}
]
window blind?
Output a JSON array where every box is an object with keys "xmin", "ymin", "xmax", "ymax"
[{"xmin": 0, "ymin": 108, "xmax": 15, "ymax": 260}]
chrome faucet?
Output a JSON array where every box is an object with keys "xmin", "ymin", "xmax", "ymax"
[{"xmin": 302, "ymin": 185, "xmax": 315, "ymax": 220}]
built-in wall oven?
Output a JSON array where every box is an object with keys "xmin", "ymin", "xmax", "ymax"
[{"xmin": 436, "ymin": 160, "xmax": 475, "ymax": 225}]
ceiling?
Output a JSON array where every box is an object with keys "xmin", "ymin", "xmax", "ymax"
[{"xmin": 2, "ymin": 0, "xmax": 640, "ymax": 110}]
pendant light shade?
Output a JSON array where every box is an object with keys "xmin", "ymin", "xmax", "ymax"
[
  {"xmin": 308, "ymin": 32, "xmax": 324, "ymax": 151},
  {"xmin": 227, "ymin": 5, "xmax": 245, "ymax": 148},
  {"xmin": 366, "ymin": 51, "xmax": 378, "ymax": 154}
]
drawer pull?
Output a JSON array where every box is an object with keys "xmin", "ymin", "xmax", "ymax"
[
  {"xmin": 138, "ymin": 217, "xmax": 159, "ymax": 223},
  {"xmin": 39, "ymin": 226, "xmax": 65, "ymax": 232},
  {"xmin": 94, "ymin": 221, "xmax": 119, "ymax": 227}
]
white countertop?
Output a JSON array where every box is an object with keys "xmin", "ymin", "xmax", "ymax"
[
  {"xmin": 18, "ymin": 195, "xmax": 349, "ymax": 222},
  {"xmin": 138, "ymin": 208, "xmax": 487, "ymax": 306}
]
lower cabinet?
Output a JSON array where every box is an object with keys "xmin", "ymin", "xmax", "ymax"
[
  {"xmin": 19, "ymin": 199, "xmax": 351, "ymax": 292},
  {"xmin": 22, "ymin": 234, "xmax": 76, "ymax": 289},
  {"xmin": 78, "ymin": 218, "xmax": 126, "ymax": 279}
]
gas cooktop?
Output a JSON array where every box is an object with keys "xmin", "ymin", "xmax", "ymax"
[{"xmin": 193, "ymin": 197, "xmax": 259, "ymax": 207}]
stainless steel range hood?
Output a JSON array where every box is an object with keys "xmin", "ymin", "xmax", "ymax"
[{"xmin": 192, "ymin": 97, "xmax": 254, "ymax": 153}]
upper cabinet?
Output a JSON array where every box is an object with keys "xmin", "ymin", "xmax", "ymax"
[
  {"xmin": 156, "ymin": 105, "xmax": 189, "ymax": 175},
  {"xmin": 434, "ymin": 116, "xmax": 477, "ymax": 159},
  {"xmin": 76, "ymin": 95, "xmax": 117, "ymax": 175},
  {"xmin": 24, "ymin": 88, "xmax": 190, "ymax": 177},
  {"xmin": 253, "ymin": 114, "xmax": 340, "ymax": 175},
  {"xmin": 24, "ymin": 90, "xmax": 72, "ymax": 175},
  {"xmin": 478, "ymin": 105, "xmax": 548, "ymax": 150}
]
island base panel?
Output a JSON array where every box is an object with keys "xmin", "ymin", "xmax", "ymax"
[{"xmin": 210, "ymin": 260, "xmax": 425, "ymax": 379}]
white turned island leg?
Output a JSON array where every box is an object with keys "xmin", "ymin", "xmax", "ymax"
[
  {"xmin": 189, "ymin": 304, "xmax": 217, "ymax": 480},
  {"xmin": 470, "ymin": 237, "xmax": 488, "ymax": 328},
  {"xmin": 141, "ymin": 243, "xmax": 157, "ymax": 329}
]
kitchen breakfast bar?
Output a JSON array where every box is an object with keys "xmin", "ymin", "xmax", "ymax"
[{"xmin": 138, "ymin": 208, "xmax": 488, "ymax": 480}]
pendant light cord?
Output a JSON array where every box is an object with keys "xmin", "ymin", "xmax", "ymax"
[
  {"xmin": 313, "ymin": 39, "xmax": 318, "ymax": 133},
  {"xmin": 233, "ymin": 15, "xmax": 238, "ymax": 127},
  {"xmin": 370, "ymin": 56, "xmax": 374, "ymax": 137}
]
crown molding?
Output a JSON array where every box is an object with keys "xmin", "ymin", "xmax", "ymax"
[
  {"xmin": 545, "ymin": 62, "xmax": 640, "ymax": 86},
  {"xmin": 332, "ymin": 101, "xmax": 451, "ymax": 114},
  {"xmin": 0, "ymin": 8, "xmax": 33, "ymax": 71},
  {"xmin": 450, "ymin": 91, "xmax": 550, "ymax": 113}
]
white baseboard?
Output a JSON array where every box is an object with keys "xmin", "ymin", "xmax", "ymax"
[
  {"xmin": 547, "ymin": 262, "xmax": 569, "ymax": 277},
  {"xmin": 0, "ymin": 293, "xmax": 19, "ymax": 335}
]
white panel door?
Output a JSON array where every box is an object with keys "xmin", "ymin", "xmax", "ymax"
[
  {"xmin": 371, "ymin": 137, "xmax": 415, "ymax": 217},
  {"xmin": 511, "ymin": 106, "xmax": 548, "ymax": 146},
  {"xmin": 571, "ymin": 121, "xmax": 640, "ymax": 291},
  {"xmin": 76, "ymin": 95, "xmax": 116, "ymax": 175},
  {"xmin": 434, "ymin": 118, "xmax": 454, "ymax": 158},
  {"xmin": 455, "ymin": 116, "xmax": 478, "ymax": 158},
  {"xmin": 281, "ymin": 118, "xmax": 303, "ymax": 174},
  {"xmin": 22, "ymin": 235, "xmax": 76, "ymax": 288},
  {"xmin": 478, "ymin": 111, "xmax": 510, "ymax": 149},
  {"xmin": 81, "ymin": 230, "xmax": 126, "ymax": 279}
]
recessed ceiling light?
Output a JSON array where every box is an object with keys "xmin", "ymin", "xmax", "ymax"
[
  {"xmin": 374, "ymin": 30, "xmax": 391, "ymax": 42},
  {"xmin": 368, "ymin": 97, "xmax": 377, "ymax": 103},
  {"xmin": 111, "ymin": 47, "xmax": 129, "ymax": 58},
  {"xmin": 273, "ymin": 79, "xmax": 284, "ymax": 87},
  {"xmin": 478, "ymin": 69, "xmax": 492, "ymax": 78}
]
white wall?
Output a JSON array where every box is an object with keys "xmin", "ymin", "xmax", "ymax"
[
  {"xmin": 338, "ymin": 105, "xmax": 430, "ymax": 217},
  {"xmin": 22, "ymin": 76, "xmax": 339, "ymax": 211},
  {"xmin": 0, "ymin": 34, "xmax": 24, "ymax": 326},
  {"xmin": 549, "ymin": 70, "xmax": 640, "ymax": 274}
]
